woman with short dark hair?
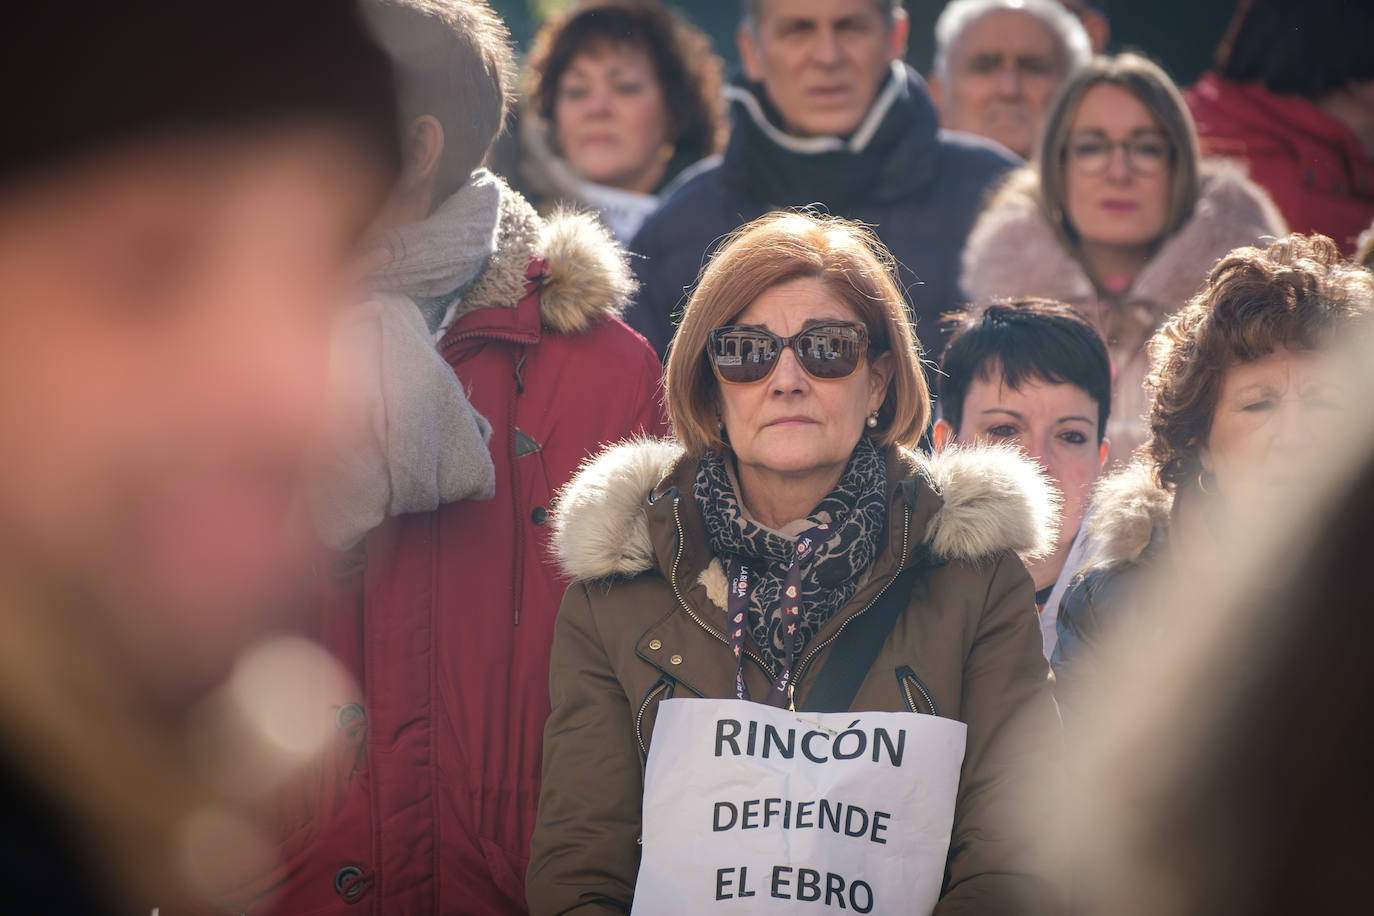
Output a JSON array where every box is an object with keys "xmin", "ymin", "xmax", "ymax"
[
  {"xmin": 1051, "ymin": 233, "xmax": 1374, "ymax": 718},
  {"xmin": 518, "ymin": 0, "xmax": 725, "ymax": 243}
]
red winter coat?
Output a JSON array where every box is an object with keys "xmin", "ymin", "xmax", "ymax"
[
  {"xmin": 1187, "ymin": 71, "xmax": 1374, "ymax": 254},
  {"xmin": 216, "ymin": 196, "xmax": 667, "ymax": 916}
]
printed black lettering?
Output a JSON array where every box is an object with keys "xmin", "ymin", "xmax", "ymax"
[
  {"xmin": 870, "ymin": 810, "xmax": 890, "ymax": 845},
  {"xmin": 844, "ymin": 805, "xmax": 868, "ymax": 837},
  {"xmin": 762, "ymin": 723, "xmax": 795, "ymax": 759},
  {"xmin": 715, "ymin": 719, "xmax": 741, "ymax": 757},
  {"xmin": 825, "ymin": 872, "xmax": 847, "ymax": 909},
  {"xmin": 712, "ymin": 801, "xmax": 737, "ymax": 831},
  {"xmin": 873, "ymin": 727, "xmax": 906, "ymax": 767},
  {"xmin": 770, "ymin": 865, "xmax": 793, "ymax": 899},
  {"xmin": 833, "ymin": 720, "xmax": 866, "ymax": 760},
  {"xmin": 783, "ymin": 798, "xmax": 793, "ymax": 828},
  {"xmin": 715, "ymin": 867, "xmax": 734, "ymax": 901},
  {"xmin": 762, "ymin": 797, "xmax": 782, "ymax": 829},
  {"xmin": 741, "ymin": 799, "xmax": 759, "ymax": 829},
  {"xmin": 746, "ymin": 719, "xmax": 759, "ymax": 756},
  {"xmin": 850, "ymin": 880, "xmax": 874, "ymax": 913},
  {"xmin": 797, "ymin": 868, "xmax": 822, "ymax": 902},
  {"xmin": 801, "ymin": 730, "xmax": 829, "ymax": 763},
  {"xmin": 795, "ymin": 800, "xmax": 814, "ymax": 829},
  {"xmin": 738, "ymin": 866, "xmax": 756, "ymax": 898},
  {"xmin": 819, "ymin": 799, "xmax": 841, "ymax": 832}
]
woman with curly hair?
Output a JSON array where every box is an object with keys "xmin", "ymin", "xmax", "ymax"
[
  {"xmin": 518, "ymin": 0, "xmax": 725, "ymax": 243},
  {"xmin": 1050, "ymin": 234, "xmax": 1374, "ymax": 717}
]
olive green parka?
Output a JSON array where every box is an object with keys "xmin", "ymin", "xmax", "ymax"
[{"xmin": 527, "ymin": 439, "xmax": 1063, "ymax": 914}]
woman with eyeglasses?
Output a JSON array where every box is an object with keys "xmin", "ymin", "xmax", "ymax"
[
  {"xmin": 526, "ymin": 211, "xmax": 1062, "ymax": 915},
  {"xmin": 960, "ymin": 53, "xmax": 1286, "ymax": 464}
]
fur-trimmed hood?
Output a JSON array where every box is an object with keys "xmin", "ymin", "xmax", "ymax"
[
  {"xmin": 551, "ymin": 437, "xmax": 1058, "ymax": 583},
  {"xmin": 961, "ymin": 159, "xmax": 1286, "ymax": 313},
  {"xmin": 1083, "ymin": 462, "xmax": 1173, "ymax": 569},
  {"xmin": 439, "ymin": 174, "xmax": 637, "ymax": 336}
]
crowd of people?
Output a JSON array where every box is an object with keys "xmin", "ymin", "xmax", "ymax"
[{"xmin": 2, "ymin": 0, "xmax": 1373, "ymax": 914}]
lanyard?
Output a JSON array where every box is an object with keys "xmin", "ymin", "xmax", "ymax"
[{"xmin": 724, "ymin": 522, "xmax": 831, "ymax": 708}]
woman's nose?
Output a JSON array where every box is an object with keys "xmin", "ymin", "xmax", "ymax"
[
  {"xmin": 769, "ymin": 347, "xmax": 810, "ymax": 393},
  {"xmin": 1025, "ymin": 437, "xmax": 1051, "ymax": 471},
  {"xmin": 584, "ymin": 90, "xmax": 613, "ymax": 117},
  {"xmin": 1274, "ymin": 397, "xmax": 1309, "ymax": 447},
  {"xmin": 1105, "ymin": 144, "xmax": 1133, "ymax": 183}
]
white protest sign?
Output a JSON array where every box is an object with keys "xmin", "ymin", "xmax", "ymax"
[{"xmin": 632, "ymin": 698, "xmax": 967, "ymax": 916}]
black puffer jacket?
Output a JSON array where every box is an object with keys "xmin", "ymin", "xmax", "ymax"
[{"xmin": 626, "ymin": 62, "xmax": 1018, "ymax": 358}]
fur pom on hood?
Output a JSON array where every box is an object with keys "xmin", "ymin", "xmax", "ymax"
[
  {"xmin": 446, "ymin": 178, "xmax": 637, "ymax": 336},
  {"xmin": 961, "ymin": 159, "xmax": 1287, "ymax": 314},
  {"xmin": 537, "ymin": 207, "xmax": 638, "ymax": 334},
  {"xmin": 1084, "ymin": 462, "xmax": 1173, "ymax": 569},
  {"xmin": 911, "ymin": 443, "xmax": 1059, "ymax": 564},
  {"xmin": 550, "ymin": 438, "xmax": 1058, "ymax": 583}
]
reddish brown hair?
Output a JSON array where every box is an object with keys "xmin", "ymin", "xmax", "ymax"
[
  {"xmin": 665, "ymin": 211, "xmax": 930, "ymax": 457},
  {"xmin": 1145, "ymin": 234, "xmax": 1374, "ymax": 491}
]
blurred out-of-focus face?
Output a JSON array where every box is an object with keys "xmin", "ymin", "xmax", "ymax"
[
  {"xmin": 554, "ymin": 42, "xmax": 672, "ymax": 193},
  {"xmin": 1202, "ymin": 347, "xmax": 1347, "ymax": 527},
  {"xmin": 945, "ymin": 370, "xmax": 1107, "ymax": 550},
  {"xmin": 717, "ymin": 276, "xmax": 891, "ymax": 489},
  {"xmin": 0, "ymin": 126, "xmax": 383, "ymax": 702},
  {"xmin": 739, "ymin": 0, "xmax": 905, "ymax": 139},
  {"xmin": 938, "ymin": 10, "xmax": 1069, "ymax": 158},
  {"xmin": 1064, "ymin": 83, "xmax": 1172, "ymax": 252}
]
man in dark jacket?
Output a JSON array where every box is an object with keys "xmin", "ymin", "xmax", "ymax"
[{"xmin": 627, "ymin": 0, "xmax": 1019, "ymax": 358}]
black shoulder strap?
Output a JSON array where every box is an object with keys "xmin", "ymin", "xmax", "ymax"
[{"xmin": 800, "ymin": 566, "xmax": 921, "ymax": 713}]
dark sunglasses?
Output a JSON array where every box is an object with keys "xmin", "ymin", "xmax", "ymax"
[{"xmin": 706, "ymin": 321, "xmax": 870, "ymax": 384}]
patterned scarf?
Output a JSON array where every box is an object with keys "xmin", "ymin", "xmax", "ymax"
[{"xmin": 695, "ymin": 437, "xmax": 888, "ymax": 668}]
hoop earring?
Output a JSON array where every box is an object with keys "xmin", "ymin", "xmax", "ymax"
[
  {"xmin": 1197, "ymin": 470, "xmax": 1217, "ymax": 495},
  {"xmin": 865, "ymin": 411, "xmax": 879, "ymax": 429}
]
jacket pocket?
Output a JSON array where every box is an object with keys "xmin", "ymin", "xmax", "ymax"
[
  {"xmin": 895, "ymin": 665, "xmax": 939, "ymax": 716},
  {"xmin": 635, "ymin": 675, "xmax": 675, "ymax": 760}
]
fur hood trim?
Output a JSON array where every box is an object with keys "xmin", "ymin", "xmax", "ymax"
[
  {"xmin": 550, "ymin": 438, "xmax": 1058, "ymax": 582},
  {"xmin": 550, "ymin": 437, "xmax": 683, "ymax": 581},
  {"xmin": 911, "ymin": 443, "xmax": 1059, "ymax": 564},
  {"xmin": 537, "ymin": 207, "xmax": 638, "ymax": 333},
  {"xmin": 1085, "ymin": 463, "xmax": 1173, "ymax": 568},
  {"xmin": 446, "ymin": 178, "xmax": 636, "ymax": 335},
  {"xmin": 961, "ymin": 159, "xmax": 1287, "ymax": 314}
]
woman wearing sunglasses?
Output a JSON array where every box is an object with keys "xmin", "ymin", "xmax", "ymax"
[
  {"xmin": 961, "ymin": 53, "xmax": 1286, "ymax": 464},
  {"xmin": 527, "ymin": 211, "xmax": 1062, "ymax": 914}
]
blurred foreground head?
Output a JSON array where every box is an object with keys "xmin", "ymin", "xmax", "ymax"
[
  {"xmin": 0, "ymin": 0, "xmax": 398, "ymax": 704},
  {"xmin": 1055, "ymin": 237, "xmax": 1374, "ymax": 912},
  {"xmin": 0, "ymin": 1, "xmax": 397, "ymax": 908}
]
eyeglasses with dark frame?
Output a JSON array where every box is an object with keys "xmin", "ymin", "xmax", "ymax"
[
  {"xmin": 1064, "ymin": 131, "xmax": 1173, "ymax": 177},
  {"xmin": 706, "ymin": 321, "xmax": 870, "ymax": 385}
]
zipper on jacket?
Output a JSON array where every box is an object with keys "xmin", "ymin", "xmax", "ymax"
[
  {"xmin": 788, "ymin": 502, "xmax": 914, "ymax": 699},
  {"xmin": 895, "ymin": 665, "xmax": 939, "ymax": 716},
  {"xmin": 635, "ymin": 677, "xmax": 673, "ymax": 760},
  {"xmin": 669, "ymin": 498, "xmax": 776, "ymax": 681}
]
